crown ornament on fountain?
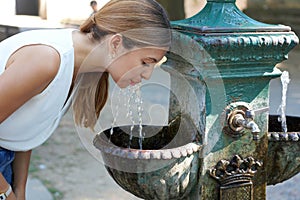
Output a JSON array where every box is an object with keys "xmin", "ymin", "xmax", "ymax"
[{"xmin": 209, "ymin": 155, "xmax": 263, "ymax": 186}]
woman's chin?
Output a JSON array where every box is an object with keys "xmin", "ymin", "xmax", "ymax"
[
  {"xmin": 130, "ymin": 82, "xmax": 137, "ymax": 86},
  {"xmin": 116, "ymin": 81, "xmax": 139, "ymax": 89},
  {"xmin": 116, "ymin": 82, "xmax": 128, "ymax": 89}
]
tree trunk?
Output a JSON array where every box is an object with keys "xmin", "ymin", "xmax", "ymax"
[{"xmin": 157, "ymin": 0, "xmax": 185, "ymax": 21}]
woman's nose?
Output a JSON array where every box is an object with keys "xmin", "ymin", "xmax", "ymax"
[{"xmin": 141, "ymin": 66, "xmax": 154, "ymax": 80}]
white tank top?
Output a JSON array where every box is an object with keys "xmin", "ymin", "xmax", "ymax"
[{"xmin": 0, "ymin": 29, "xmax": 75, "ymax": 151}]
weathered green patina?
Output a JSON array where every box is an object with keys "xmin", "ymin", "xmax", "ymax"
[
  {"xmin": 93, "ymin": 0, "xmax": 299, "ymax": 199},
  {"xmin": 169, "ymin": 0, "xmax": 298, "ymax": 199}
]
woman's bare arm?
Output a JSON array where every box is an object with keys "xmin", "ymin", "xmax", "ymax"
[
  {"xmin": 0, "ymin": 45, "xmax": 61, "ymax": 199},
  {"xmin": 0, "ymin": 173, "xmax": 16, "ymax": 200},
  {"xmin": 12, "ymin": 151, "xmax": 32, "ymax": 200},
  {"xmin": 0, "ymin": 45, "xmax": 60, "ymax": 123}
]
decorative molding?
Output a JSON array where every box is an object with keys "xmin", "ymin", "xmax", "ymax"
[
  {"xmin": 223, "ymin": 8, "xmax": 248, "ymax": 26},
  {"xmin": 210, "ymin": 155, "xmax": 262, "ymax": 185},
  {"xmin": 268, "ymin": 132, "xmax": 300, "ymax": 142},
  {"xmin": 209, "ymin": 155, "xmax": 262, "ymax": 200}
]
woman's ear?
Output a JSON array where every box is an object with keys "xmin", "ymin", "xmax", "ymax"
[{"xmin": 110, "ymin": 34, "xmax": 123, "ymax": 53}]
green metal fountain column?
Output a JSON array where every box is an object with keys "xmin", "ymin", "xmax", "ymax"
[{"xmin": 170, "ymin": 0, "xmax": 299, "ymax": 199}]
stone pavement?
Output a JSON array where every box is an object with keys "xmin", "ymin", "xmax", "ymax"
[
  {"xmin": 26, "ymin": 177, "xmax": 53, "ymax": 200},
  {"xmin": 267, "ymin": 173, "xmax": 300, "ymax": 200},
  {"xmin": 26, "ymin": 173, "xmax": 300, "ymax": 200}
]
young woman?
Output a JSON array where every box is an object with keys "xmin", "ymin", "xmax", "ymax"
[{"xmin": 0, "ymin": 0, "xmax": 171, "ymax": 199}]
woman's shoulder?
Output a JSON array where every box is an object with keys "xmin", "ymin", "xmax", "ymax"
[
  {"xmin": 8, "ymin": 44, "xmax": 60, "ymax": 84},
  {"xmin": 0, "ymin": 44, "xmax": 61, "ymax": 123},
  {"xmin": 13, "ymin": 44, "xmax": 60, "ymax": 68}
]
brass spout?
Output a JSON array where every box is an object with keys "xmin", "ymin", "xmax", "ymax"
[
  {"xmin": 224, "ymin": 102, "xmax": 261, "ymax": 140},
  {"xmin": 233, "ymin": 112, "xmax": 261, "ymax": 140}
]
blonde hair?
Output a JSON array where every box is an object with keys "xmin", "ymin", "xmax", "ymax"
[{"xmin": 73, "ymin": 0, "xmax": 171, "ymax": 130}]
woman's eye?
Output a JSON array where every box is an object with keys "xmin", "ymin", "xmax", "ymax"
[{"xmin": 142, "ymin": 61, "xmax": 150, "ymax": 67}]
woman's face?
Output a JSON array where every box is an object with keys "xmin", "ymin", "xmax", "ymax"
[{"xmin": 107, "ymin": 47, "xmax": 167, "ymax": 88}]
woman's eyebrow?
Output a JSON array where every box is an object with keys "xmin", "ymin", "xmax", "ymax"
[{"xmin": 146, "ymin": 57, "xmax": 158, "ymax": 63}]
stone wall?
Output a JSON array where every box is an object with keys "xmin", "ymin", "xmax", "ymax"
[
  {"xmin": 244, "ymin": 0, "xmax": 300, "ymax": 47},
  {"xmin": 185, "ymin": 0, "xmax": 247, "ymax": 18},
  {"xmin": 247, "ymin": 0, "xmax": 300, "ymax": 9}
]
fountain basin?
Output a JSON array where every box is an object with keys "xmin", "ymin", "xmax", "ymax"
[
  {"xmin": 93, "ymin": 114, "xmax": 203, "ymax": 200},
  {"xmin": 267, "ymin": 115, "xmax": 300, "ymax": 185}
]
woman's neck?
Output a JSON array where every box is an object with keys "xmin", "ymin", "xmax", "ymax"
[{"xmin": 72, "ymin": 30, "xmax": 107, "ymax": 75}]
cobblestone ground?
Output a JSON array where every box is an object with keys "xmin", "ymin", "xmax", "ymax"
[{"xmin": 267, "ymin": 173, "xmax": 300, "ymax": 200}]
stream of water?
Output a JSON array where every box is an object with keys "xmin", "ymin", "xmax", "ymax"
[
  {"xmin": 109, "ymin": 89, "xmax": 122, "ymax": 142},
  {"xmin": 110, "ymin": 83, "xmax": 144, "ymax": 150},
  {"xmin": 277, "ymin": 71, "xmax": 290, "ymax": 133}
]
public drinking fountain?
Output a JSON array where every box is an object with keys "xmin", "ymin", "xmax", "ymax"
[{"xmin": 92, "ymin": 0, "xmax": 299, "ymax": 199}]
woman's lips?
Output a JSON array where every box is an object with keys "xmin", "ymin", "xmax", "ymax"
[
  {"xmin": 130, "ymin": 81, "xmax": 137, "ymax": 86},
  {"xmin": 130, "ymin": 80, "xmax": 140, "ymax": 86}
]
